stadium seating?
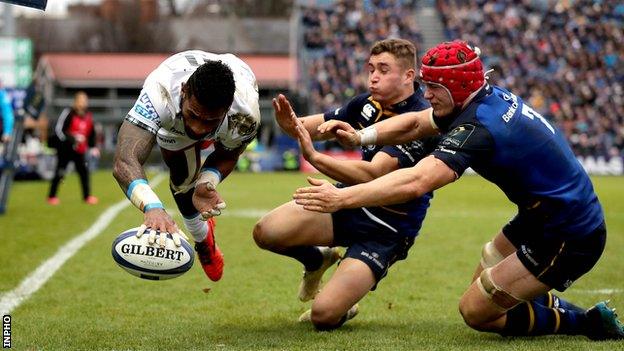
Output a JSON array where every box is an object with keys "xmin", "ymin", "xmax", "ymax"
[
  {"xmin": 300, "ymin": 0, "xmax": 623, "ymax": 159},
  {"xmin": 437, "ymin": 0, "xmax": 623, "ymax": 158},
  {"xmin": 301, "ymin": 0, "xmax": 424, "ymax": 112}
]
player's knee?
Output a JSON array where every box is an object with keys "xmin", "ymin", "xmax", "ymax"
[
  {"xmin": 252, "ymin": 217, "xmax": 278, "ymax": 250},
  {"xmin": 460, "ymin": 268, "xmax": 523, "ymax": 331},
  {"xmin": 458, "ymin": 298, "xmax": 487, "ymax": 331},
  {"xmin": 310, "ymin": 304, "xmax": 343, "ymax": 331},
  {"xmin": 252, "ymin": 219, "xmax": 268, "ymax": 248}
]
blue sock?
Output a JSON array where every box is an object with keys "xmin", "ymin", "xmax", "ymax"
[
  {"xmin": 282, "ymin": 246, "xmax": 323, "ymax": 271},
  {"xmin": 503, "ymin": 299, "xmax": 587, "ymax": 336},
  {"xmin": 533, "ymin": 292, "xmax": 585, "ymax": 313}
]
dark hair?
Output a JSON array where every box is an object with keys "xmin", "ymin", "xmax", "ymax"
[
  {"xmin": 370, "ymin": 38, "xmax": 417, "ymax": 70},
  {"xmin": 186, "ymin": 60, "xmax": 235, "ymax": 111}
]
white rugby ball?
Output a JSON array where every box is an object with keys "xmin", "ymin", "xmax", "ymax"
[{"xmin": 112, "ymin": 227, "xmax": 194, "ymax": 280}]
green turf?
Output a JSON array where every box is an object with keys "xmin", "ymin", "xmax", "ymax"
[{"xmin": 1, "ymin": 171, "xmax": 622, "ymax": 350}]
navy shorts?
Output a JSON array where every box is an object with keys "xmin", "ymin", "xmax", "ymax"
[
  {"xmin": 332, "ymin": 207, "xmax": 416, "ymax": 289},
  {"xmin": 503, "ymin": 214, "xmax": 606, "ymax": 292}
]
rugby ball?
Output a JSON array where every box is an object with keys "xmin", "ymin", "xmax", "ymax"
[{"xmin": 112, "ymin": 227, "xmax": 194, "ymax": 280}]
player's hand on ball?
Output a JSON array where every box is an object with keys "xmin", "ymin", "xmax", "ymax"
[
  {"xmin": 193, "ymin": 185, "xmax": 226, "ymax": 220},
  {"xmin": 137, "ymin": 209, "xmax": 188, "ymax": 247}
]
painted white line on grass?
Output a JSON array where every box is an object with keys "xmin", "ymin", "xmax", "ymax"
[
  {"xmin": 223, "ymin": 209, "xmax": 270, "ymax": 218},
  {"xmin": 0, "ymin": 174, "xmax": 166, "ymax": 316},
  {"xmin": 167, "ymin": 208, "xmax": 271, "ymax": 219},
  {"xmin": 574, "ymin": 288, "xmax": 623, "ymax": 295}
]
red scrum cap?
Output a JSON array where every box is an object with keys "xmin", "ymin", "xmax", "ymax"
[{"xmin": 420, "ymin": 41, "xmax": 486, "ymax": 107}]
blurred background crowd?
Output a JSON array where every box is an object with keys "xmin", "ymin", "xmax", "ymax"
[
  {"xmin": 0, "ymin": 0, "xmax": 622, "ymax": 179},
  {"xmin": 437, "ymin": 0, "xmax": 623, "ymax": 158}
]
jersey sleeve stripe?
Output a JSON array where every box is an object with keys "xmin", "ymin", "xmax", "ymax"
[{"xmin": 125, "ymin": 114, "xmax": 159, "ymax": 135}]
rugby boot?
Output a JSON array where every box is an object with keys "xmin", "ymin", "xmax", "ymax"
[
  {"xmin": 298, "ymin": 246, "xmax": 341, "ymax": 301},
  {"xmin": 298, "ymin": 304, "xmax": 359, "ymax": 323},
  {"xmin": 194, "ymin": 218, "xmax": 224, "ymax": 281},
  {"xmin": 585, "ymin": 300, "xmax": 624, "ymax": 340}
]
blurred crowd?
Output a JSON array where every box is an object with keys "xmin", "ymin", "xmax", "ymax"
[
  {"xmin": 301, "ymin": 0, "xmax": 623, "ymax": 159},
  {"xmin": 437, "ymin": 0, "xmax": 623, "ymax": 158},
  {"xmin": 301, "ymin": 0, "xmax": 423, "ymax": 112}
]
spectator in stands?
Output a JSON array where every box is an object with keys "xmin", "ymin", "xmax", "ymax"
[
  {"xmin": 436, "ymin": 0, "xmax": 623, "ymax": 158},
  {"xmin": 301, "ymin": 0, "xmax": 423, "ymax": 113},
  {"xmin": 47, "ymin": 91, "xmax": 99, "ymax": 205}
]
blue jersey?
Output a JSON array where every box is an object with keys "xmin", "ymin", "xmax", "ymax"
[
  {"xmin": 324, "ymin": 87, "xmax": 436, "ymax": 236},
  {"xmin": 431, "ymin": 85, "xmax": 603, "ymax": 238}
]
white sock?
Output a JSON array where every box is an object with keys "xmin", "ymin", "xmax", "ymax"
[{"xmin": 183, "ymin": 214, "xmax": 208, "ymax": 242}]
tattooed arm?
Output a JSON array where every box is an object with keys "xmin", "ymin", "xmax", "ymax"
[
  {"xmin": 112, "ymin": 121, "xmax": 182, "ymax": 240},
  {"xmin": 112, "ymin": 120, "xmax": 156, "ymax": 192}
]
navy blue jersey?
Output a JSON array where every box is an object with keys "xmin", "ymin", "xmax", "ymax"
[
  {"xmin": 324, "ymin": 87, "xmax": 436, "ymax": 236},
  {"xmin": 431, "ymin": 85, "xmax": 603, "ymax": 238}
]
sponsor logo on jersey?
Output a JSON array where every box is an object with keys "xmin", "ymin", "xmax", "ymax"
[
  {"xmin": 360, "ymin": 250, "xmax": 384, "ymax": 269},
  {"xmin": 170, "ymin": 127, "xmax": 185, "ymax": 135},
  {"xmin": 168, "ymin": 114, "xmax": 186, "ymax": 135},
  {"xmin": 228, "ymin": 113, "xmax": 258, "ymax": 139},
  {"xmin": 134, "ymin": 93, "xmax": 159, "ymax": 121},
  {"xmin": 441, "ymin": 124, "xmax": 475, "ymax": 148},
  {"xmin": 157, "ymin": 135, "xmax": 176, "ymax": 144},
  {"xmin": 436, "ymin": 146, "xmax": 456, "ymax": 154},
  {"xmin": 501, "ymin": 93, "xmax": 519, "ymax": 123},
  {"xmin": 396, "ymin": 140, "xmax": 427, "ymax": 163},
  {"xmin": 521, "ymin": 245, "xmax": 539, "ymax": 267},
  {"xmin": 361, "ymin": 103, "xmax": 378, "ymax": 120}
]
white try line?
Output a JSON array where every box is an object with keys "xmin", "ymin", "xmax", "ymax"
[
  {"xmin": 167, "ymin": 208, "xmax": 270, "ymax": 219},
  {"xmin": 573, "ymin": 288, "xmax": 623, "ymax": 295},
  {"xmin": 0, "ymin": 174, "xmax": 166, "ymax": 316}
]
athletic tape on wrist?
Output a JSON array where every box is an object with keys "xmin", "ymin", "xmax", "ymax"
[
  {"xmin": 126, "ymin": 179, "xmax": 163, "ymax": 212},
  {"xmin": 429, "ymin": 108, "xmax": 439, "ymax": 131},
  {"xmin": 197, "ymin": 168, "xmax": 222, "ymax": 190},
  {"xmin": 358, "ymin": 127, "xmax": 378, "ymax": 146}
]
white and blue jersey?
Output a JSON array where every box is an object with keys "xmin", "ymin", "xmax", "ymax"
[
  {"xmin": 126, "ymin": 50, "xmax": 260, "ymax": 152},
  {"xmin": 431, "ymin": 85, "xmax": 603, "ymax": 238},
  {"xmin": 324, "ymin": 86, "xmax": 435, "ymax": 237}
]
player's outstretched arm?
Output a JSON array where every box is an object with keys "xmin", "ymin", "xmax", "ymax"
[
  {"xmin": 332, "ymin": 108, "xmax": 437, "ymax": 147},
  {"xmin": 295, "ymin": 117, "xmax": 398, "ymax": 185},
  {"xmin": 113, "ymin": 120, "xmax": 156, "ymax": 191},
  {"xmin": 272, "ymin": 94, "xmax": 328, "ymax": 140},
  {"xmin": 192, "ymin": 143, "xmax": 244, "ymax": 220},
  {"xmin": 113, "ymin": 121, "xmax": 184, "ymax": 246},
  {"xmin": 293, "ymin": 155, "xmax": 456, "ymax": 212}
]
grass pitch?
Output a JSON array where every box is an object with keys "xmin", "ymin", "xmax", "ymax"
[{"xmin": 1, "ymin": 170, "xmax": 622, "ymax": 350}]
